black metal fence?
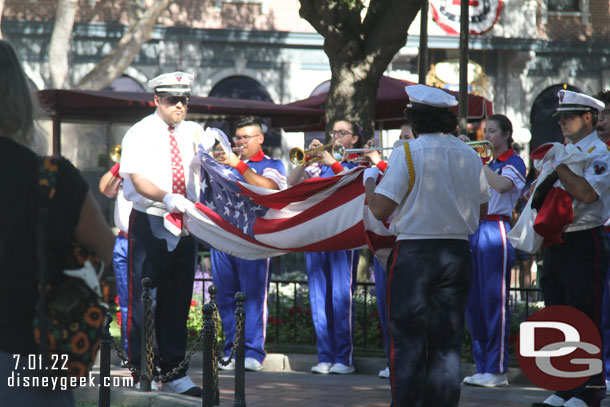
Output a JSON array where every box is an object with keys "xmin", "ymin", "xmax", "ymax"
[{"xmin": 193, "ymin": 276, "xmax": 543, "ymax": 355}]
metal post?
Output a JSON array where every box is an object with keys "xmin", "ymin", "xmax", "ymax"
[
  {"xmin": 203, "ymin": 303, "xmax": 214, "ymax": 407},
  {"xmin": 208, "ymin": 284, "xmax": 220, "ymax": 406},
  {"xmin": 234, "ymin": 292, "xmax": 246, "ymax": 407},
  {"xmin": 363, "ymin": 284, "xmax": 368, "ymax": 349},
  {"xmin": 458, "ymin": 0, "xmax": 470, "ymax": 137},
  {"xmin": 140, "ymin": 278, "xmax": 152, "ymax": 392},
  {"xmin": 99, "ymin": 313, "xmax": 113, "ymax": 407},
  {"xmin": 418, "ymin": 0, "xmax": 429, "ymax": 84}
]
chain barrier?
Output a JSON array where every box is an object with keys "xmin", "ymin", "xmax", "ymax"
[{"xmin": 109, "ymin": 284, "xmax": 245, "ymax": 386}]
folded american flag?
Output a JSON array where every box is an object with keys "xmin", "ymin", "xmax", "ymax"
[{"xmin": 184, "ymin": 148, "xmax": 396, "ymax": 265}]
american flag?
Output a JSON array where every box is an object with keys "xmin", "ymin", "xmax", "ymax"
[{"xmin": 184, "ymin": 147, "xmax": 396, "ymax": 264}]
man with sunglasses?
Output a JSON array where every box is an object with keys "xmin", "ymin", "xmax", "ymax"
[
  {"xmin": 212, "ymin": 116, "xmax": 287, "ymax": 372},
  {"xmin": 119, "ymin": 72, "xmax": 214, "ymax": 397},
  {"xmin": 532, "ymin": 90, "xmax": 610, "ymax": 407}
]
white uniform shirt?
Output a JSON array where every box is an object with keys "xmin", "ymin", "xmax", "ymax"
[
  {"xmin": 565, "ymin": 131, "xmax": 610, "ymax": 232},
  {"xmin": 375, "ymin": 133, "xmax": 491, "ymax": 241},
  {"xmin": 120, "ymin": 112, "xmax": 215, "ymax": 215},
  {"xmin": 486, "ymin": 151, "xmax": 527, "ymax": 217},
  {"xmin": 114, "ymin": 188, "xmax": 133, "ymax": 233}
]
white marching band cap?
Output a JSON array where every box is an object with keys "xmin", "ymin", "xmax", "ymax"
[
  {"xmin": 405, "ymin": 84, "xmax": 458, "ymax": 109},
  {"xmin": 148, "ymin": 71, "xmax": 194, "ymax": 94},
  {"xmin": 554, "ymin": 89, "xmax": 605, "ymax": 116}
]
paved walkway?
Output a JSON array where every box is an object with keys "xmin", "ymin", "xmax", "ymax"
[{"xmin": 74, "ymin": 352, "xmax": 610, "ymax": 407}]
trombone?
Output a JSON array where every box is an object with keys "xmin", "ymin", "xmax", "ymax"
[
  {"xmin": 289, "ymin": 142, "xmax": 345, "ymax": 166},
  {"xmin": 342, "ymin": 140, "xmax": 494, "ymax": 162}
]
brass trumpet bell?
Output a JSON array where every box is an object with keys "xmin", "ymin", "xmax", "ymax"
[
  {"xmin": 289, "ymin": 142, "xmax": 345, "ymax": 166},
  {"xmin": 109, "ymin": 144, "xmax": 122, "ymax": 163},
  {"xmin": 467, "ymin": 140, "xmax": 494, "ymax": 162}
]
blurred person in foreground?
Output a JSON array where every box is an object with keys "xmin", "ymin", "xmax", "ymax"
[
  {"xmin": 0, "ymin": 39, "xmax": 114, "ymax": 406},
  {"xmin": 365, "ymin": 84, "xmax": 490, "ymax": 407},
  {"xmin": 595, "ymin": 89, "xmax": 610, "ymax": 394}
]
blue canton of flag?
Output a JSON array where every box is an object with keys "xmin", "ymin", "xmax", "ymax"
[{"xmin": 198, "ymin": 148, "xmax": 268, "ymax": 236}]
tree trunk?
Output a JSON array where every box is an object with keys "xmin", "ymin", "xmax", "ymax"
[
  {"xmin": 75, "ymin": 0, "xmax": 170, "ymax": 91},
  {"xmin": 299, "ymin": 0, "xmax": 423, "ymax": 144},
  {"xmin": 48, "ymin": 0, "xmax": 78, "ymax": 89},
  {"xmin": 324, "ymin": 62, "xmax": 380, "ymax": 144}
]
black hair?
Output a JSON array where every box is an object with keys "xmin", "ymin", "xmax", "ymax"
[
  {"xmin": 595, "ymin": 90, "xmax": 610, "ymax": 105},
  {"xmin": 404, "ymin": 108, "xmax": 457, "ymax": 135},
  {"xmin": 486, "ymin": 114, "xmax": 514, "ymax": 148},
  {"xmin": 235, "ymin": 115, "xmax": 263, "ymax": 132},
  {"xmin": 333, "ymin": 119, "xmax": 364, "ymax": 148}
]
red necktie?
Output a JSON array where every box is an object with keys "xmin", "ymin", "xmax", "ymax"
[
  {"xmin": 169, "ymin": 126, "xmax": 186, "ymax": 197},
  {"xmin": 166, "ymin": 126, "xmax": 185, "ymax": 233}
]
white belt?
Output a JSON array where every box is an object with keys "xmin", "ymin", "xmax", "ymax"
[{"xmin": 133, "ymin": 204, "xmax": 166, "ymax": 217}]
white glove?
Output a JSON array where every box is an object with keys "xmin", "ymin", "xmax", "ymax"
[
  {"xmin": 363, "ymin": 167, "xmax": 381, "ymax": 186},
  {"xmin": 163, "ymin": 193, "xmax": 190, "ymax": 213}
]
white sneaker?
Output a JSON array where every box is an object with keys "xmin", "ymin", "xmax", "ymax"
[
  {"xmin": 218, "ymin": 358, "xmax": 235, "ymax": 371},
  {"xmin": 539, "ymin": 394, "xmax": 566, "ymax": 407},
  {"xmin": 162, "ymin": 376, "xmax": 203, "ymax": 397},
  {"xmin": 134, "ymin": 380, "xmax": 159, "ymax": 391},
  {"xmin": 564, "ymin": 397, "xmax": 589, "ymax": 407},
  {"xmin": 462, "ymin": 373, "xmax": 483, "ymax": 385},
  {"xmin": 311, "ymin": 362, "xmax": 331, "ymax": 374},
  {"xmin": 467, "ymin": 372, "xmax": 508, "ymax": 387},
  {"xmin": 378, "ymin": 367, "xmax": 390, "ymax": 378},
  {"xmin": 329, "ymin": 363, "xmax": 355, "ymax": 374},
  {"xmin": 244, "ymin": 357, "xmax": 263, "ymax": 372}
]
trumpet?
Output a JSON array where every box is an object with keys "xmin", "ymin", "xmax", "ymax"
[
  {"xmin": 289, "ymin": 142, "xmax": 345, "ymax": 166},
  {"xmin": 109, "ymin": 144, "xmax": 121, "ymax": 163},
  {"xmin": 467, "ymin": 140, "xmax": 494, "ymax": 162}
]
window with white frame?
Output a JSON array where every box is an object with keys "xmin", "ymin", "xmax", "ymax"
[{"xmin": 214, "ymin": 0, "xmax": 269, "ymax": 13}]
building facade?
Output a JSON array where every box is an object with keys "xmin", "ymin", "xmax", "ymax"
[{"xmin": 3, "ymin": 0, "xmax": 610, "ymax": 156}]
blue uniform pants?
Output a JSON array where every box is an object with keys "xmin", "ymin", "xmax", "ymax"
[
  {"xmin": 127, "ymin": 210, "xmax": 196, "ymax": 379},
  {"xmin": 113, "ymin": 234, "xmax": 129, "ymax": 353},
  {"xmin": 373, "ymin": 258, "xmax": 390, "ymax": 364},
  {"xmin": 211, "ymin": 249, "xmax": 270, "ymax": 363},
  {"xmin": 306, "ymin": 250, "xmax": 358, "ymax": 366},
  {"xmin": 466, "ymin": 219, "xmax": 513, "ymax": 374},
  {"xmin": 387, "ymin": 239, "xmax": 472, "ymax": 407}
]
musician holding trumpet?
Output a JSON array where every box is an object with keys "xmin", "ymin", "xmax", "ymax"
[
  {"xmin": 464, "ymin": 114, "xmax": 526, "ymax": 388},
  {"xmin": 288, "ymin": 120, "xmax": 363, "ymax": 375},
  {"xmin": 211, "ymin": 116, "xmax": 287, "ymax": 372}
]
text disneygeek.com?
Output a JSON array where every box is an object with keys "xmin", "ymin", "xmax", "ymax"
[{"xmin": 7, "ymin": 372, "xmax": 134, "ymax": 391}]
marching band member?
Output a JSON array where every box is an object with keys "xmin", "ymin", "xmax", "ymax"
[
  {"xmin": 288, "ymin": 120, "xmax": 362, "ymax": 374},
  {"xmin": 120, "ymin": 71, "xmax": 215, "ymax": 396},
  {"xmin": 532, "ymin": 90, "xmax": 610, "ymax": 407},
  {"xmin": 212, "ymin": 116, "xmax": 287, "ymax": 372},
  {"xmin": 99, "ymin": 161, "xmax": 133, "ymax": 356},
  {"xmin": 365, "ymin": 84, "xmax": 490, "ymax": 407},
  {"xmin": 464, "ymin": 114, "xmax": 526, "ymax": 388}
]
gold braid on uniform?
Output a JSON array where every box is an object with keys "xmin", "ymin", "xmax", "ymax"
[{"xmin": 403, "ymin": 142, "xmax": 415, "ymax": 195}]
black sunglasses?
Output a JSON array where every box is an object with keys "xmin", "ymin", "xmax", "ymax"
[{"xmin": 163, "ymin": 95, "xmax": 190, "ymax": 105}]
